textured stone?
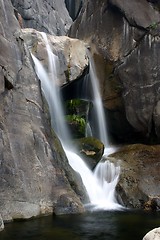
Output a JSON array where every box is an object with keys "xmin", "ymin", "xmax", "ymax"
[
  {"xmin": 0, "ymin": 0, "xmax": 85, "ymax": 221},
  {"xmin": 11, "ymin": 0, "xmax": 72, "ymax": 35},
  {"xmin": 0, "ymin": 214, "xmax": 4, "ymax": 231},
  {"xmin": 22, "ymin": 28, "xmax": 88, "ymax": 86},
  {"xmin": 69, "ymin": 0, "xmax": 160, "ymax": 142},
  {"xmin": 109, "ymin": 0, "xmax": 160, "ymax": 29},
  {"xmin": 110, "ymin": 144, "xmax": 160, "ymax": 209},
  {"xmin": 143, "ymin": 227, "xmax": 160, "ymax": 240}
]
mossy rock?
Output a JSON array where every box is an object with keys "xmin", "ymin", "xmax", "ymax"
[{"xmin": 73, "ymin": 137, "xmax": 104, "ymax": 169}]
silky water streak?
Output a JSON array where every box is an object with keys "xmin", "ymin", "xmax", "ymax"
[{"xmin": 31, "ymin": 33, "xmax": 122, "ymax": 210}]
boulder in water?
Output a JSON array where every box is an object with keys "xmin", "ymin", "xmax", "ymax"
[
  {"xmin": 74, "ymin": 137, "xmax": 104, "ymax": 169},
  {"xmin": 110, "ymin": 144, "xmax": 160, "ymax": 209}
]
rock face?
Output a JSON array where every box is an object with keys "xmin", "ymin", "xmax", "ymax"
[
  {"xmin": 0, "ymin": 0, "xmax": 86, "ymax": 222},
  {"xmin": 143, "ymin": 227, "xmax": 160, "ymax": 240},
  {"xmin": 0, "ymin": 214, "xmax": 4, "ymax": 231},
  {"xmin": 109, "ymin": 144, "xmax": 160, "ymax": 209},
  {"xmin": 22, "ymin": 28, "xmax": 88, "ymax": 86},
  {"xmin": 69, "ymin": 0, "xmax": 160, "ymax": 143},
  {"xmin": 11, "ymin": 0, "xmax": 72, "ymax": 35}
]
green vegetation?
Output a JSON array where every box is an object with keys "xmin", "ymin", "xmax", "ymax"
[
  {"xmin": 149, "ymin": 21, "xmax": 158, "ymax": 30},
  {"xmin": 65, "ymin": 99, "xmax": 88, "ymax": 138},
  {"xmin": 66, "ymin": 99, "xmax": 82, "ymax": 114},
  {"xmin": 66, "ymin": 114, "xmax": 86, "ymax": 134}
]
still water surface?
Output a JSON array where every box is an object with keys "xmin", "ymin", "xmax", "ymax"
[{"xmin": 1, "ymin": 210, "xmax": 160, "ymax": 240}]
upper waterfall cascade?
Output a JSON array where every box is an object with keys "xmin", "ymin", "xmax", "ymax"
[
  {"xmin": 88, "ymin": 54, "xmax": 109, "ymax": 146},
  {"xmin": 31, "ymin": 32, "xmax": 122, "ymax": 210}
]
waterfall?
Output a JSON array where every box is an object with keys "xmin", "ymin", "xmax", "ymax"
[
  {"xmin": 88, "ymin": 55, "xmax": 109, "ymax": 146},
  {"xmin": 31, "ymin": 34, "xmax": 70, "ymax": 144},
  {"xmin": 31, "ymin": 33, "xmax": 122, "ymax": 210}
]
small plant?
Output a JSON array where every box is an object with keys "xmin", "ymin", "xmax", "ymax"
[
  {"xmin": 65, "ymin": 114, "xmax": 86, "ymax": 137},
  {"xmin": 149, "ymin": 21, "xmax": 158, "ymax": 30},
  {"xmin": 65, "ymin": 99, "xmax": 89, "ymax": 138},
  {"xmin": 66, "ymin": 99, "xmax": 82, "ymax": 113}
]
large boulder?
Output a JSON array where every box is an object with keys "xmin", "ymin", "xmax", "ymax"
[
  {"xmin": 69, "ymin": 0, "xmax": 160, "ymax": 143},
  {"xmin": 22, "ymin": 28, "xmax": 88, "ymax": 86},
  {"xmin": 0, "ymin": 0, "xmax": 86, "ymax": 221},
  {"xmin": 11, "ymin": 0, "xmax": 72, "ymax": 35},
  {"xmin": 143, "ymin": 227, "xmax": 160, "ymax": 240},
  {"xmin": 109, "ymin": 144, "xmax": 160, "ymax": 209}
]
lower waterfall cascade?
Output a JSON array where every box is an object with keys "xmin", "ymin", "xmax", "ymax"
[{"xmin": 31, "ymin": 32, "xmax": 123, "ymax": 210}]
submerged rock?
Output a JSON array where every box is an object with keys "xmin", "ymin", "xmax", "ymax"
[{"xmin": 109, "ymin": 144, "xmax": 160, "ymax": 209}]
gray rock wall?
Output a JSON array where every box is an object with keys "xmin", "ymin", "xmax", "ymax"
[
  {"xmin": 0, "ymin": 0, "xmax": 85, "ymax": 222},
  {"xmin": 11, "ymin": 0, "xmax": 72, "ymax": 35},
  {"xmin": 69, "ymin": 0, "xmax": 160, "ymax": 143}
]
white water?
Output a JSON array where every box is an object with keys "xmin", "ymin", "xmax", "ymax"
[
  {"xmin": 66, "ymin": 149, "xmax": 122, "ymax": 210},
  {"xmin": 89, "ymin": 55, "xmax": 109, "ymax": 146},
  {"xmin": 31, "ymin": 34, "xmax": 70, "ymax": 143},
  {"xmin": 32, "ymin": 33, "xmax": 122, "ymax": 210}
]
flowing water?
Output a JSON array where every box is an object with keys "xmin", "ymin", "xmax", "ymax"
[
  {"xmin": 31, "ymin": 32, "xmax": 122, "ymax": 210},
  {"xmin": 1, "ymin": 31, "xmax": 159, "ymax": 240},
  {"xmin": 88, "ymin": 55, "xmax": 109, "ymax": 146}
]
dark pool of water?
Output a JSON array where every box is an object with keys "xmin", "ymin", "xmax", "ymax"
[{"xmin": 1, "ymin": 210, "xmax": 160, "ymax": 240}]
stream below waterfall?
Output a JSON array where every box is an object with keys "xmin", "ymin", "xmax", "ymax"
[{"xmin": 1, "ymin": 210, "xmax": 160, "ymax": 240}]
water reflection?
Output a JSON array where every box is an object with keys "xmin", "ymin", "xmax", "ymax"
[{"xmin": 1, "ymin": 211, "xmax": 160, "ymax": 240}]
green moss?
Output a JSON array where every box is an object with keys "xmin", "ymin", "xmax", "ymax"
[{"xmin": 65, "ymin": 114, "xmax": 86, "ymax": 138}]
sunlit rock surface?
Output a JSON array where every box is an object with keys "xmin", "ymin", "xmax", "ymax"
[
  {"xmin": 22, "ymin": 28, "xmax": 88, "ymax": 86},
  {"xmin": 0, "ymin": 0, "xmax": 85, "ymax": 222},
  {"xmin": 143, "ymin": 227, "xmax": 160, "ymax": 240},
  {"xmin": 69, "ymin": 0, "xmax": 160, "ymax": 143}
]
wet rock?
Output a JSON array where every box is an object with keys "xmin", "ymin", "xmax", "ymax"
[
  {"xmin": 69, "ymin": 0, "xmax": 160, "ymax": 143},
  {"xmin": 74, "ymin": 137, "xmax": 104, "ymax": 169},
  {"xmin": 22, "ymin": 28, "xmax": 88, "ymax": 86},
  {"xmin": 65, "ymin": 0, "xmax": 83, "ymax": 20},
  {"xmin": 0, "ymin": 0, "xmax": 85, "ymax": 221},
  {"xmin": 54, "ymin": 193, "xmax": 84, "ymax": 215},
  {"xmin": 109, "ymin": 144, "xmax": 160, "ymax": 209},
  {"xmin": 143, "ymin": 227, "xmax": 160, "ymax": 240}
]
